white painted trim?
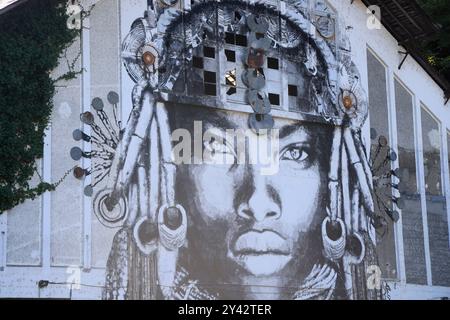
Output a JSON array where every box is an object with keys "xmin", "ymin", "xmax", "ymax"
[
  {"xmin": 279, "ymin": 1, "xmax": 289, "ymax": 113},
  {"xmin": 387, "ymin": 71, "xmax": 406, "ymax": 284},
  {"xmin": 361, "ymin": 45, "xmax": 371, "ymax": 158},
  {"xmin": 415, "ymin": 100, "xmax": 433, "ymax": 286},
  {"xmin": 438, "ymin": 124, "xmax": 448, "ymax": 247},
  {"xmin": 42, "ymin": 121, "xmax": 52, "ymax": 272},
  {"xmin": 81, "ymin": 12, "xmax": 92, "ymax": 271},
  {"xmin": 445, "ymin": 130, "xmax": 450, "ymax": 249},
  {"xmin": 0, "ymin": 211, "xmax": 7, "ymax": 272}
]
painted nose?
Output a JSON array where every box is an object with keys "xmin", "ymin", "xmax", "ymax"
[{"xmin": 238, "ymin": 174, "xmax": 281, "ymax": 222}]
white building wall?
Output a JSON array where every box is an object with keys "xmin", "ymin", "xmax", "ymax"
[{"xmin": 1, "ymin": 0, "xmax": 449, "ymax": 299}]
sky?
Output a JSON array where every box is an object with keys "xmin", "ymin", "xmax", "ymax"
[{"xmin": 0, "ymin": 0, "xmax": 19, "ymax": 11}]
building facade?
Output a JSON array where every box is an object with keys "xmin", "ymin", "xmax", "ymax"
[{"xmin": 0, "ymin": 0, "xmax": 449, "ymax": 299}]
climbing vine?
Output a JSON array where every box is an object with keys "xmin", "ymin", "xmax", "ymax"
[{"xmin": 0, "ymin": 0, "xmax": 81, "ymax": 212}]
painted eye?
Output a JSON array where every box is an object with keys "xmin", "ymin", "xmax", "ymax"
[
  {"xmin": 281, "ymin": 145, "xmax": 309, "ymax": 162},
  {"xmin": 205, "ymin": 138, "xmax": 233, "ymax": 155},
  {"xmin": 203, "ymin": 137, "xmax": 237, "ymax": 167}
]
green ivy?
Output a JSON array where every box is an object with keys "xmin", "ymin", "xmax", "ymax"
[
  {"xmin": 0, "ymin": 0, "xmax": 80, "ymax": 212},
  {"xmin": 417, "ymin": 0, "xmax": 450, "ymax": 84}
]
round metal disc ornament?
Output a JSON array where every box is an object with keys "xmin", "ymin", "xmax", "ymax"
[
  {"xmin": 248, "ymin": 90, "xmax": 271, "ymax": 114},
  {"xmin": 92, "ymin": 97, "xmax": 104, "ymax": 111},
  {"xmin": 72, "ymin": 129, "xmax": 83, "ymax": 141},
  {"xmin": 142, "ymin": 51, "xmax": 156, "ymax": 66},
  {"xmin": 80, "ymin": 112, "xmax": 95, "ymax": 125},
  {"xmin": 248, "ymin": 32, "xmax": 271, "ymax": 50},
  {"xmin": 73, "ymin": 166, "xmax": 87, "ymax": 180},
  {"xmin": 84, "ymin": 185, "xmax": 94, "ymax": 197},
  {"xmin": 247, "ymin": 48, "xmax": 265, "ymax": 69},
  {"xmin": 389, "ymin": 151, "xmax": 398, "ymax": 162},
  {"xmin": 122, "ymin": 18, "xmax": 158, "ymax": 83},
  {"xmin": 70, "ymin": 147, "xmax": 83, "ymax": 161},
  {"xmin": 338, "ymin": 90, "xmax": 358, "ymax": 116},
  {"xmin": 242, "ymin": 69, "xmax": 265, "ymax": 90},
  {"xmin": 107, "ymin": 91, "xmax": 119, "ymax": 105},
  {"xmin": 248, "ymin": 113, "xmax": 274, "ymax": 134},
  {"xmin": 247, "ymin": 14, "xmax": 269, "ymax": 33},
  {"xmin": 343, "ymin": 96, "xmax": 353, "ymax": 109},
  {"xmin": 138, "ymin": 44, "xmax": 158, "ymax": 72}
]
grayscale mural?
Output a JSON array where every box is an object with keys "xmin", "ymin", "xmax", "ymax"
[{"xmin": 75, "ymin": 0, "xmax": 382, "ymax": 300}]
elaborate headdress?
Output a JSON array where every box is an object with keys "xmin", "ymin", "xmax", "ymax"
[{"xmin": 94, "ymin": 0, "xmax": 380, "ymax": 300}]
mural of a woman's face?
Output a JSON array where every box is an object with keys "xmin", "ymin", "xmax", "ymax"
[
  {"xmin": 98, "ymin": 0, "xmax": 376, "ymax": 302},
  {"xmin": 172, "ymin": 105, "xmax": 332, "ymax": 297}
]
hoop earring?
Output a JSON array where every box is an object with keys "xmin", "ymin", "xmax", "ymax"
[
  {"xmin": 158, "ymin": 204, "xmax": 187, "ymax": 251},
  {"xmin": 344, "ymin": 232, "xmax": 366, "ymax": 265},
  {"xmin": 133, "ymin": 216, "xmax": 158, "ymax": 255},
  {"xmin": 322, "ymin": 216, "xmax": 346, "ymax": 261}
]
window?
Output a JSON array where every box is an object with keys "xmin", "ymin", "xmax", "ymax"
[
  {"xmin": 188, "ymin": 40, "xmax": 218, "ymax": 97},
  {"xmin": 225, "ymin": 32, "xmax": 247, "ymax": 47},
  {"xmin": 160, "ymin": 4, "xmax": 340, "ymax": 118},
  {"xmin": 193, "ymin": 56, "xmax": 204, "ymax": 69},
  {"xmin": 367, "ymin": 50, "xmax": 397, "ymax": 280},
  {"xmin": 223, "ymin": 30, "xmax": 248, "ymax": 103},
  {"xmin": 268, "ymin": 93, "xmax": 280, "ymax": 106},
  {"xmin": 225, "ymin": 49, "xmax": 236, "ymax": 63},
  {"xmin": 7, "ymin": 161, "xmax": 42, "ymax": 266},
  {"xmin": 288, "ymin": 85, "xmax": 298, "ymax": 97},
  {"xmin": 204, "ymin": 71, "xmax": 217, "ymax": 96},
  {"xmin": 225, "ymin": 32, "xmax": 235, "ymax": 45},
  {"xmin": 235, "ymin": 34, "xmax": 247, "ymax": 47},
  {"xmin": 267, "ymin": 57, "xmax": 279, "ymax": 70},
  {"xmin": 395, "ymin": 80, "xmax": 427, "ymax": 284},
  {"xmin": 203, "ymin": 46, "xmax": 215, "ymax": 59},
  {"xmin": 421, "ymin": 106, "xmax": 450, "ymax": 287},
  {"xmin": 265, "ymin": 55, "xmax": 282, "ymax": 109}
]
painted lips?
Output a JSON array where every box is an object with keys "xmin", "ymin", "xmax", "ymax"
[{"xmin": 233, "ymin": 230, "xmax": 290, "ymax": 255}]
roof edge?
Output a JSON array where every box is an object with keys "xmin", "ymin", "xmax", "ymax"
[{"xmin": 359, "ymin": 0, "xmax": 450, "ymax": 101}]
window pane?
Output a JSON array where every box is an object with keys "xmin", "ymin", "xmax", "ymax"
[
  {"xmin": 90, "ymin": 0, "xmax": 121, "ymax": 268},
  {"xmin": 395, "ymin": 80, "xmax": 426, "ymax": 284},
  {"xmin": 367, "ymin": 50, "xmax": 397, "ymax": 279},
  {"xmin": 50, "ymin": 38, "xmax": 83, "ymax": 266},
  {"xmin": 6, "ymin": 161, "xmax": 42, "ymax": 266},
  {"xmin": 421, "ymin": 107, "xmax": 450, "ymax": 286}
]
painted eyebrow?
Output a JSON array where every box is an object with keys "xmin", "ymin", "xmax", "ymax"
[
  {"xmin": 206, "ymin": 120, "xmax": 308, "ymax": 140},
  {"xmin": 169, "ymin": 101, "xmax": 236, "ymax": 129},
  {"xmin": 279, "ymin": 124, "xmax": 305, "ymax": 139},
  {"xmin": 197, "ymin": 113, "xmax": 236, "ymax": 131},
  {"xmin": 207, "ymin": 117, "xmax": 235, "ymax": 130}
]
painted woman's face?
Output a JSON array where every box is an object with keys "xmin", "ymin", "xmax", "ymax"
[{"xmin": 173, "ymin": 106, "xmax": 331, "ymax": 290}]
